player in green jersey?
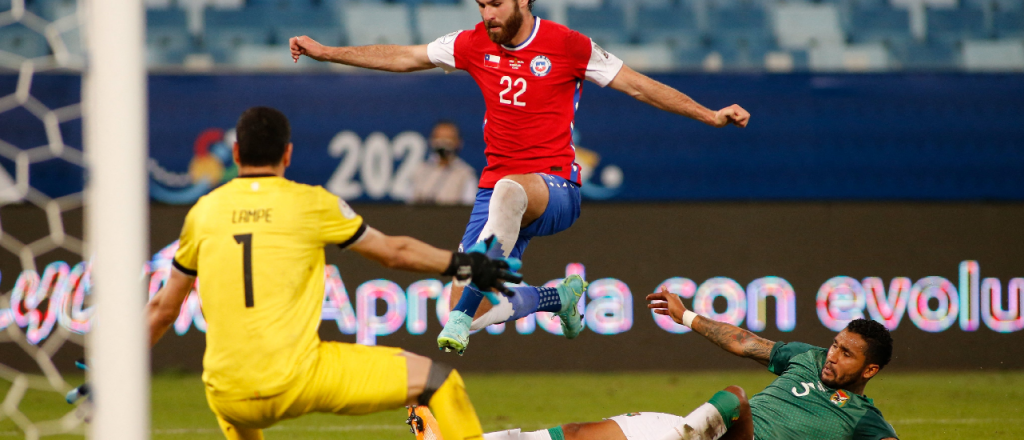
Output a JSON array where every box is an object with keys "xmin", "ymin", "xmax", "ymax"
[{"xmin": 481, "ymin": 288, "xmax": 898, "ymax": 440}]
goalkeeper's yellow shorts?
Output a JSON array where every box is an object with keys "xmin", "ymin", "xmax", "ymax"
[{"xmin": 205, "ymin": 342, "xmax": 409, "ymax": 439}]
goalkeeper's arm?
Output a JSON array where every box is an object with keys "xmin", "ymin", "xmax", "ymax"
[{"xmin": 146, "ymin": 267, "xmax": 195, "ymax": 347}]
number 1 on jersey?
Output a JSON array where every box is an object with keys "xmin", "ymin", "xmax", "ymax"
[{"xmin": 233, "ymin": 233, "xmax": 254, "ymax": 308}]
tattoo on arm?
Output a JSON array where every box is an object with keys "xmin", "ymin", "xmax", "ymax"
[{"xmin": 693, "ymin": 317, "xmax": 774, "ymax": 366}]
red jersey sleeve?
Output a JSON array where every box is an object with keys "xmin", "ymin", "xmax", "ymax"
[{"xmin": 564, "ymin": 29, "xmax": 624, "ymax": 87}]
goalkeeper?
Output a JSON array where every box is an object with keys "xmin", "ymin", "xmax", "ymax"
[
  {"xmin": 485, "ymin": 290, "xmax": 898, "ymax": 440},
  {"xmin": 142, "ymin": 107, "xmax": 518, "ymax": 440}
]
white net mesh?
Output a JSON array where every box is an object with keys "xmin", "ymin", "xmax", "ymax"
[{"xmin": 0, "ymin": 0, "xmax": 88, "ymax": 437}]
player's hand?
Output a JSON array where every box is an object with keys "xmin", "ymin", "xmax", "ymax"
[
  {"xmin": 646, "ymin": 287, "xmax": 689, "ymax": 325},
  {"xmin": 446, "ymin": 236, "xmax": 524, "ymax": 301},
  {"xmin": 711, "ymin": 104, "xmax": 750, "ymax": 128},
  {"xmin": 289, "ymin": 35, "xmax": 327, "ymax": 63}
]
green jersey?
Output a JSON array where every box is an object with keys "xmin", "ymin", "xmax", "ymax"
[{"xmin": 749, "ymin": 341, "xmax": 898, "ymax": 440}]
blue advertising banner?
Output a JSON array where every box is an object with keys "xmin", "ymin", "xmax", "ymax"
[{"xmin": 2, "ymin": 73, "xmax": 1023, "ymax": 202}]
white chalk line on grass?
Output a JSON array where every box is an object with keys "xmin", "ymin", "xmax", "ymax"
[{"xmin": 1, "ymin": 419, "xmax": 1018, "ymax": 437}]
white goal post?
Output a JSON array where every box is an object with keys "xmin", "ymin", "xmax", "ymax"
[{"xmin": 83, "ymin": 0, "xmax": 149, "ymax": 438}]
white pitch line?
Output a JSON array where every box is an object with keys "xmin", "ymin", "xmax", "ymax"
[{"xmin": 0, "ymin": 424, "xmax": 406, "ymax": 437}]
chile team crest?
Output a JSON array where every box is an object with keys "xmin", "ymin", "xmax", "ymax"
[
  {"xmin": 530, "ymin": 55, "xmax": 551, "ymax": 77},
  {"xmin": 830, "ymin": 390, "xmax": 850, "ymax": 407}
]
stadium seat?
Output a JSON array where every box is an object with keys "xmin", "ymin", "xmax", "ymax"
[
  {"xmin": 416, "ymin": 4, "xmax": 481, "ymax": 44},
  {"xmin": 273, "ymin": 7, "xmax": 345, "ymax": 47},
  {"xmin": 891, "ymin": 39, "xmax": 959, "ymax": 70},
  {"xmin": 145, "ymin": 0, "xmax": 174, "ymax": 8},
  {"xmin": 926, "ymin": 6, "xmax": 987, "ymax": 43},
  {"xmin": 711, "ymin": 33, "xmax": 772, "ymax": 70},
  {"xmin": 676, "ymin": 46, "xmax": 709, "ymax": 70},
  {"xmin": 344, "ymin": 4, "xmax": 414, "ymax": 46},
  {"xmin": 567, "ymin": 6, "xmax": 629, "ymax": 46},
  {"xmin": 0, "ymin": 23, "xmax": 49, "ymax": 59},
  {"xmin": 994, "ymin": 9, "xmax": 1024, "ymax": 39},
  {"xmin": 809, "ymin": 42, "xmax": 890, "ymax": 72},
  {"xmin": 772, "ymin": 3, "xmax": 844, "ymax": 49},
  {"xmin": 707, "ymin": 2, "xmax": 772, "ymax": 46},
  {"xmin": 635, "ymin": 6, "xmax": 703, "ymax": 49},
  {"xmin": 31, "ymin": 0, "xmax": 77, "ymax": 21},
  {"xmin": 604, "ymin": 43, "xmax": 675, "ymax": 71},
  {"xmin": 203, "ymin": 8, "xmax": 274, "ymax": 63},
  {"xmin": 847, "ymin": 5, "xmax": 912, "ymax": 46},
  {"xmin": 962, "ymin": 39, "xmax": 1024, "ymax": 71},
  {"xmin": 147, "ymin": 9, "xmax": 192, "ymax": 66}
]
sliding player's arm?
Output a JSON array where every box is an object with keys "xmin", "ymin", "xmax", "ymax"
[
  {"xmin": 647, "ymin": 288, "xmax": 773, "ymax": 366},
  {"xmin": 146, "ymin": 267, "xmax": 195, "ymax": 347},
  {"xmin": 607, "ymin": 65, "xmax": 749, "ymax": 128},
  {"xmin": 289, "ymin": 36, "xmax": 435, "ymax": 72}
]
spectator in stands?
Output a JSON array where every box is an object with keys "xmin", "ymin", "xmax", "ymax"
[{"xmin": 408, "ymin": 120, "xmax": 478, "ymax": 206}]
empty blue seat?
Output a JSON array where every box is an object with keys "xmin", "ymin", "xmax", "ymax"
[
  {"xmin": 708, "ymin": 3, "xmax": 770, "ymax": 42},
  {"xmin": 994, "ymin": 9, "xmax": 1024, "ymax": 38},
  {"xmin": 636, "ymin": 6, "xmax": 703, "ymax": 49},
  {"xmin": 0, "ymin": 23, "xmax": 48, "ymax": 58},
  {"xmin": 711, "ymin": 34, "xmax": 771, "ymax": 69},
  {"xmin": 892, "ymin": 40, "xmax": 959, "ymax": 70},
  {"xmin": 567, "ymin": 6, "xmax": 629, "ymax": 46},
  {"xmin": 204, "ymin": 8, "xmax": 273, "ymax": 62},
  {"xmin": 927, "ymin": 7, "xmax": 988, "ymax": 43},
  {"xmin": 272, "ymin": 7, "xmax": 344, "ymax": 46},
  {"xmin": 147, "ymin": 9, "xmax": 191, "ymax": 64},
  {"xmin": 848, "ymin": 6, "xmax": 912, "ymax": 45}
]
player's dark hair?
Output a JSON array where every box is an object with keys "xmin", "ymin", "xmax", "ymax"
[
  {"xmin": 528, "ymin": 0, "xmax": 535, "ymax": 11},
  {"xmin": 235, "ymin": 106, "xmax": 291, "ymax": 167},
  {"xmin": 845, "ymin": 319, "xmax": 893, "ymax": 369}
]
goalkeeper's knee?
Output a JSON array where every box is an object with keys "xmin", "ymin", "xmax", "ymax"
[{"xmin": 418, "ymin": 362, "xmax": 483, "ymax": 440}]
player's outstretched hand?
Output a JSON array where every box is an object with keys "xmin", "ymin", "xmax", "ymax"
[
  {"xmin": 447, "ymin": 236, "xmax": 524, "ymax": 302},
  {"xmin": 712, "ymin": 104, "xmax": 750, "ymax": 128},
  {"xmin": 647, "ymin": 287, "xmax": 690, "ymax": 325},
  {"xmin": 289, "ymin": 35, "xmax": 327, "ymax": 63}
]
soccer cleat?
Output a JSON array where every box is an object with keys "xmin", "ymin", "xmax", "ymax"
[
  {"xmin": 437, "ymin": 310, "xmax": 472, "ymax": 355},
  {"xmin": 406, "ymin": 405, "xmax": 444, "ymax": 440},
  {"xmin": 556, "ymin": 275, "xmax": 588, "ymax": 339}
]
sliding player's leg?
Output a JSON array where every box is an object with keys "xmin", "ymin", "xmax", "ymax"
[
  {"xmin": 211, "ymin": 414, "xmax": 264, "ymax": 440},
  {"xmin": 291, "ymin": 342, "xmax": 483, "ymax": 440},
  {"xmin": 657, "ymin": 386, "xmax": 751, "ymax": 440},
  {"xmin": 484, "ymin": 386, "xmax": 751, "ymax": 440},
  {"xmin": 405, "ymin": 352, "xmax": 484, "ymax": 440}
]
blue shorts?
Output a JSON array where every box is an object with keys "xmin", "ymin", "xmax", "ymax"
[{"xmin": 460, "ymin": 174, "xmax": 581, "ymax": 260}]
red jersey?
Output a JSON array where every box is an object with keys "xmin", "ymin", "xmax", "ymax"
[{"xmin": 427, "ymin": 17, "xmax": 623, "ymax": 188}]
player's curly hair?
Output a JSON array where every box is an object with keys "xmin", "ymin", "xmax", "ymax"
[
  {"xmin": 528, "ymin": 0, "xmax": 535, "ymax": 10},
  {"xmin": 845, "ymin": 319, "xmax": 893, "ymax": 369},
  {"xmin": 236, "ymin": 106, "xmax": 291, "ymax": 167}
]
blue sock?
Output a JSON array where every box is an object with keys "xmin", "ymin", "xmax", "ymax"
[
  {"xmin": 507, "ymin": 286, "xmax": 562, "ymax": 320},
  {"xmin": 452, "ymin": 286, "xmax": 484, "ymax": 316}
]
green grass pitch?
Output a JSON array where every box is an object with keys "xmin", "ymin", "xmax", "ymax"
[{"xmin": 1, "ymin": 371, "xmax": 1022, "ymax": 439}]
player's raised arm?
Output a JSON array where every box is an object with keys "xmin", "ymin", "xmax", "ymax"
[
  {"xmin": 648, "ymin": 287, "xmax": 773, "ymax": 366},
  {"xmin": 350, "ymin": 227, "xmax": 521, "ymax": 292},
  {"xmin": 607, "ymin": 65, "xmax": 750, "ymax": 128},
  {"xmin": 289, "ymin": 36, "xmax": 435, "ymax": 72},
  {"xmin": 146, "ymin": 267, "xmax": 195, "ymax": 347}
]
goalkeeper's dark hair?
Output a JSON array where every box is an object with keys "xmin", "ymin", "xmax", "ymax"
[
  {"xmin": 845, "ymin": 318, "xmax": 893, "ymax": 369},
  {"xmin": 236, "ymin": 106, "xmax": 291, "ymax": 167}
]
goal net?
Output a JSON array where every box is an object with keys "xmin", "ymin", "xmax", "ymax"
[{"xmin": 0, "ymin": 0, "xmax": 148, "ymax": 438}]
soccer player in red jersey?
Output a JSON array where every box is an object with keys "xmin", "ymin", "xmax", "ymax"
[{"xmin": 290, "ymin": 0, "xmax": 750, "ymax": 355}]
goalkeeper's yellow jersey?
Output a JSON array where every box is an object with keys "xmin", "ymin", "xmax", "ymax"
[{"xmin": 173, "ymin": 175, "xmax": 366, "ymax": 399}]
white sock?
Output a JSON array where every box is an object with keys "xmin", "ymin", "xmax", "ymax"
[
  {"xmin": 478, "ymin": 178, "xmax": 528, "ymax": 257},
  {"xmin": 471, "ymin": 293, "xmax": 515, "ymax": 331},
  {"xmin": 519, "ymin": 429, "xmax": 553, "ymax": 440},
  {"xmin": 484, "ymin": 428, "xmax": 521, "ymax": 440},
  {"xmin": 655, "ymin": 403, "xmax": 727, "ymax": 440}
]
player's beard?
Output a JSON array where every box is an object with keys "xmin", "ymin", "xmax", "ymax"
[{"xmin": 486, "ymin": 6, "xmax": 523, "ymax": 45}]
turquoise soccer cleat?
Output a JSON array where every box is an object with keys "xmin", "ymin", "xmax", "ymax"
[
  {"xmin": 556, "ymin": 275, "xmax": 588, "ymax": 339},
  {"xmin": 437, "ymin": 310, "xmax": 473, "ymax": 355}
]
